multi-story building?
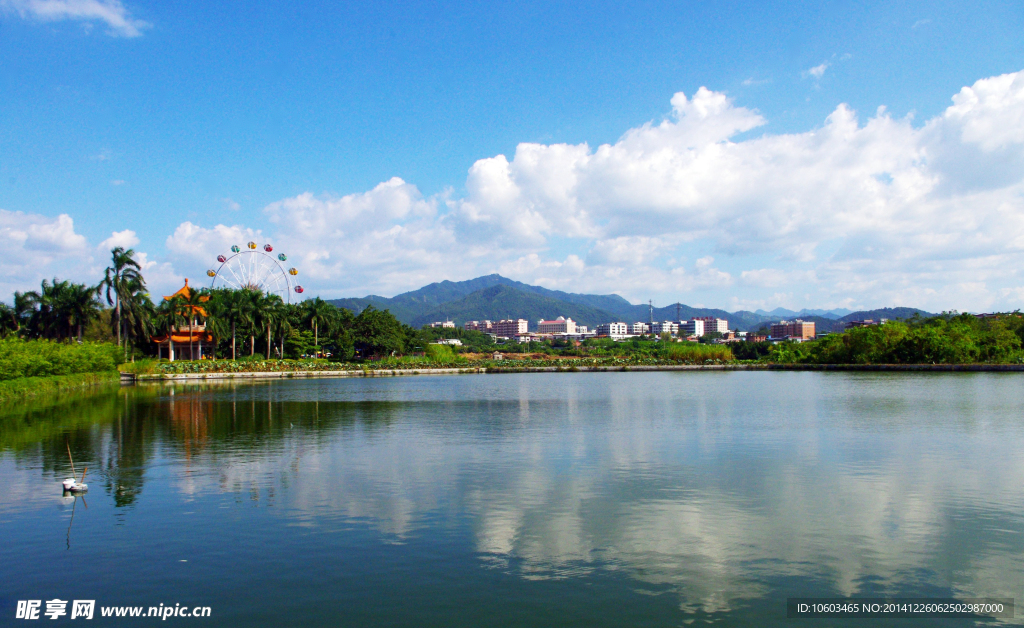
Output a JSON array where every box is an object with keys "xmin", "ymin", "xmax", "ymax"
[
  {"xmin": 680, "ymin": 319, "xmax": 705, "ymax": 337},
  {"xmin": 746, "ymin": 334, "xmax": 768, "ymax": 343},
  {"xmin": 576, "ymin": 325, "xmax": 589, "ymax": 334},
  {"xmin": 630, "ymin": 322, "xmax": 650, "ymax": 335},
  {"xmin": 595, "ymin": 322, "xmax": 629, "ymax": 338},
  {"xmin": 844, "ymin": 318, "xmax": 887, "ymax": 330},
  {"xmin": 537, "ymin": 316, "xmax": 577, "ymax": 334},
  {"xmin": 770, "ymin": 320, "xmax": 816, "ymax": 340},
  {"xmin": 694, "ymin": 316, "xmax": 728, "ymax": 334},
  {"xmin": 651, "ymin": 321, "xmax": 679, "ymax": 336},
  {"xmin": 429, "ymin": 320, "xmax": 455, "ymax": 329},
  {"xmin": 464, "ymin": 320, "xmax": 493, "ymax": 333},
  {"xmin": 493, "ymin": 318, "xmax": 529, "ymax": 338}
]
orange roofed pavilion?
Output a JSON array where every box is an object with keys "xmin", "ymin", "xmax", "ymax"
[{"xmin": 151, "ymin": 278, "xmax": 213, "ymax": 361}]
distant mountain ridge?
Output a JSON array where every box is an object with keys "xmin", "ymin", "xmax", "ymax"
[
  {"xmin": 755, "ymin": 307, "xmax": 854, "ymax": 320},
  {"xmin": 327, "ymin": 275, "xmax": 933, "ymax": 332}
]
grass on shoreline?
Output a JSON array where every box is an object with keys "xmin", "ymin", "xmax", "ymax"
[{"xmin": 0, "ymin": 371, "xmax": 121, "ymax": 401}]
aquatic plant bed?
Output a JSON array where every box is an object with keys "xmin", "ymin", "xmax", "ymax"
[{"xmin": 136, "ymin": 362, "xmax": 1024, "ymax": 381}]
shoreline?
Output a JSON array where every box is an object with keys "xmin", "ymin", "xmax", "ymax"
[
  {"xmin": 0, "ymin": 371, "xmax": 121, "ymax": 401},
  {"xmin": 132, "ymin": 362, "xmax": 1024, "ymax": 382}
]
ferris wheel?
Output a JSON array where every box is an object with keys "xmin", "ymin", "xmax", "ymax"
[{"xmin": 207, "ymin": 242, "xmax": 304, "ymax": 303}]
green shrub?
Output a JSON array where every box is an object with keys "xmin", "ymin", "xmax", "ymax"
[
  {"xmin": 0, "ymin": 338, "xmax": 125, "ymax": 381},
  {"xmin": 663, "ymin": 342, "xmax": 734, "ymax": 364},
  {"xmin": 425, "ymin": 343, "xmax": 456, "ymax": 364}
]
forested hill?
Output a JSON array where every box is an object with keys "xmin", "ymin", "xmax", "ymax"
[
  {"xmin": 407, "ymin": 285, "xmax": 619, "ymax": 329},
  {"xmin": 327, "ymin": 274, "xmax": 933, "ymax": 331}
]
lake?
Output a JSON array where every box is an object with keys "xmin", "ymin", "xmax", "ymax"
[{"xmin": 1, "ymin": 371, "xmax": 1022, "ymax": 626}]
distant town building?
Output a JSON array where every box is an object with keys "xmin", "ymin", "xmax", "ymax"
[
  {"xmin": 694, "ymin": 317, "xmax": 728, "ymax": 334},
  {"xmin": 430, "ymin": 320, "xmax": 455, "ymax": 328},
  {"xmin": 844, "ymin": 318, "xmax": 888, "ymax": 330},
  {"xmin": 595, "ymin": 322, "xmax": 629, "ymax": 338},
  {"xmin": 431, "ymin": 339, "xmax": 463, "ymax": 346},
  {"xmin": 680, "ymin": 319, "xmax": 705, "ymax": 337},
  {"xmin": 493, "ymin": 318, "xmax": 529, "ymax": 338},
  {"xmin": 537, "ymin": 316, "xmax": 577, "ymax": 334},
  {"xmin": 576, "ymin": 325, "xmax": 589, "ymax": 334},
  {"xmin": 771, "ymin": 320, "xmax": 816, "ymax": 340},
  {"xmin": 651, "ymin": 321, "xmax": 679, "ymax": 336},
  {"xmin": 464, "ymin": 320, "xmax": 493, "ymax": 333},
  {"xmin": 746, "ymin": 334, "xmax": 768, "ymax": 343},
  {"xmin": 630, "ymin": 322, "xmax": 650, "ymax": 335}
]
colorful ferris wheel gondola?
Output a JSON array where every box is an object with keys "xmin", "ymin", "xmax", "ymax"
[{"xmin": 208, "ymin": 242, "xmax": 301, "ymax": 303}]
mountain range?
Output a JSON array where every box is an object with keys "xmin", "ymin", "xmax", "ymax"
[{"xmin": 327, "ymin": 274, "xmax": 932, "ymax": 332}]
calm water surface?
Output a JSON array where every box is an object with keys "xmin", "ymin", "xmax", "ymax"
[{"xmin": 1, "ymin": 372, "xmax": 1023, "ymax": 626}]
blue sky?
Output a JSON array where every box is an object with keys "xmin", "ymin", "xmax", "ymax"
[{"xmin": 1, "ymin": 0, "xmax": 1023, "ymax": 311}]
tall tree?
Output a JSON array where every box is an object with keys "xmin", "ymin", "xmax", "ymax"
[
  {"xmin": 99, "ymin": 247, "xmax": 144, "ymax": 351},
  {"xmin": 216, "ymin": 289, "xmax": 252, "ymax": 360},
  {"xmin": 301, "ymin": 297, "xmax": 336, "ymax": 355},
  {"xmin": 0, "ymin": 303, "xmax": 17, "ymax": 337},
  {"xmin": 65, "ymin": 283, "xmax": 102, "ymax": 342},
  {"xmin": 353, "ymin": 306, "xmax": 404, "ymax": 359},
  {"xmin": 255, "ymin": 293, "xmax": 285, "ymax": 359}
]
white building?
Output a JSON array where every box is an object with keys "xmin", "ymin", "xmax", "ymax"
[
  {"xmin": 537, "ymin": 316, "xmax": 577, "ymax": 334},
  {"xmin": 694, "ymin": 317, "xmax": 728, "ymax": 334},
  {"xmin": 493, "ymin": 318, "xmax": 529, "ymax": 338},
  {"xmin": 429, "ymin": 320, "xmax": 455, "ymax": 329},
  {"xmin": 680, "ymin": 319, "xmax": 705, "ymax": 337},
  {"xmin": 630, "ymin": 322, "xmax": 650, "ymax": 335},
  {"xmin": 431, "ymin": 339, "xmax": 462, "ymax": 346},
  {"xmin": 595, "ymin": 322, "xmax": 629, "ymax": 338},
  {"xmin": 651, "ymin": 321, "xmax": 679, "ymax": 336},
  {"xmin": 576, "ymin": 325, "xmax": 589, "ymax": 334},
  {"xmin": 464, "ymin": 320, "xmax": 493, "ymax": 332}
]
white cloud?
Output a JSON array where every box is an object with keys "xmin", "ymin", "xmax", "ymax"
[
  {"xmin": 144, "ymin": 69, "xmax": 1024, "ymax": 311},
  {"xmin": 110, "ymin": 179, "xmax": 125, "ymax": 186},
  {"xmin": 0, "ymin": 0, "xmax": 150, "ymax": 37},
  {"xmin": 98, "ymin": 228, "xmax": 139, "ymax": 250},
  {"xmin": 0, "ymin": 209, "xmax": 92, "ymax": 297},
  {"xmin": 166, "ymin": 222, "xmax": 264, "ymax": 262},
  {"xmin": 804, "ymin": 62, "xmax": 829, "ymax": 79}
]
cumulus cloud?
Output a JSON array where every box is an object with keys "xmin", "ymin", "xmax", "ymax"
[
  {"xmin": 98, "ymin": 229, "xmax": 139, "ymax": 250},
  {"xmin": 151, "ymin": 69, "xmax": 1024, "ymax": 311},
  {"xmin": 0, "ymin": 209, "xmax": 92, "ymax": 297},
  {"xmin": 0, "ymin": 0, "xmax": 150, "ymax": 37}
]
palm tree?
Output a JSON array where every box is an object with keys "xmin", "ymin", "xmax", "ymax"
[
  {"xmin": 242, "ymin": 289, "xmax": 266, "ymax": 356},
  {"xmin": 203, "ymin": 299, "xmax": 228, "ymax": 360},
  {"xmin": 301, "ymin": 297, "xmax": 335, "ymax": 356},
  {"xmin": 257, "ymin": 294, "xmax": 285, "ymax": 359},
  {"xmin": 64, "ymin": 283, "xmax": 102, "ymax": 342},
  {"xmin": 119, "ymin": 280, "xmax": 156, "ymax": 352},
  {"xmin": 12, "ymin": 291, "xmax": 33, "ymax": 335},
  {"xmin": 23, "ymin": 278, "xmax": 74, "ymax": 339},
  {"xmin": 274, "ymin": 310, "xmax": 293, "ymax": 358},
  {"xmin": 99, "ymin": 247, "xmax": 144, "ymax": 351},
  {"xmin": 0, "ymin": 303, "xmax": 17, "ymax": 337},
  {"xmin": 216, "ymin": 289, "xmax": 252, "ymax": 360}
]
